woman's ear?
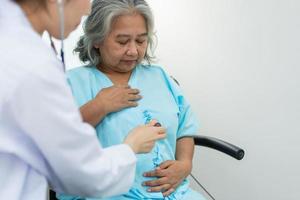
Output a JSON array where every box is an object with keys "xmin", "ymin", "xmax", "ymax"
[{"xmin": 94, "ymin": 42, "xmax": 104, "ymax": 50}]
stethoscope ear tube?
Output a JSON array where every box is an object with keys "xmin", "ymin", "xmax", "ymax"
[{"xmin": 57, "ymin": 0, "xmax": 66, "ymax": 70}]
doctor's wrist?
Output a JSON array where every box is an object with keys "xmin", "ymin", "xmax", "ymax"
[{"xmin": 123, "ymin": 141, "xmax": 138, "ymax": 154}]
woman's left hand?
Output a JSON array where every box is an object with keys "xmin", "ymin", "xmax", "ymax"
[{"xmin": 142, "ymin": 160, "xmax": 192, "ymax": 197}]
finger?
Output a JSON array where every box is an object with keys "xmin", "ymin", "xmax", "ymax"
[
  {"xmin": 127, "ymin": 88, "xmax": 140, "ymax": 94},
  {"xmin": 146, "ymin": 119, "xmax": 158, "ymax": 127},
  {"xmin": 126, "ymin": 101, "xmax": 138, "ymax": 107},
  {"xmin": 143, "ymin": 170, "xmax": 156, "ymax": 178},
  {"xmin": 162, "ymin": 181, "xmax": 180, "ymax": 196},
  {"xmin": 128, "ymin": 94, "xmax": 142, "ymax": 101},
  {"xmin": 172, "ymin": 182, "xmax": 181, "ymax": 190},
  {"xmin": 144, "ymin": 126, "xmax": 166, "ymax": 139},
  {"xmin": 143, "ymin": 167, "xmax": 163, "ymax": 177},
  {"xmin": 143, "ymin": 179, "xmax": 161, "ymax": 187},
  {"xmin": 147, "ymin": 184, "xmax": 171, "ymax": 193},
  {"xmin": 163, "ymin": 188, "xmax": 175, "ymax": 197},
  {"xmin": 159, "ymin": 160, "xmax": 174, "ymax": 169},
  {"xmin": 155, "ymin": 127, "xmax": 166, "ymax": 135},
  {"xmin": 150, "ymin": 132, "xmax": 166, "ymax": 142},
  {"xmin": 143, "ymin": 177, "xmax": 168, "ymax": 187},
  {"xmin": 155, "ymin": 132, "xmax": 167, "ymax": 140}
]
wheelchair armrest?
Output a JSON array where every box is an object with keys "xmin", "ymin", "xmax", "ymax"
[
  {"xmin": 49, "ymin": 189, "xmax": 57, "ymax": 200},
  {"xmin": 192, "ymin": 135, "xmax": 245, "ymax": 160}
]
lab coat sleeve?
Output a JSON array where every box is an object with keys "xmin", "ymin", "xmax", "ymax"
[{"xmin": 7, "ymin": 65, "xmax": 137, "ymax": 198}]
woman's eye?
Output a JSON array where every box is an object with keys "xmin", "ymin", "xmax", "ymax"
[
  {"xmin": 118, "ymin": 41, "xmax": 128, "ymax": 45},
  {"xmin": 136, "ymin": 40, "xmax": 146, "ymax": 44}
]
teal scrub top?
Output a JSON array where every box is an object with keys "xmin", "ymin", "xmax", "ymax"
[{"xmin": 58, "ymin": 64, "xmax": 204, "ymax": 200}]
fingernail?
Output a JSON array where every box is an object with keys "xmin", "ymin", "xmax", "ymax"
[{"xmin": 147, "ymin": 189, "xmax": 151, "ymax": 192}]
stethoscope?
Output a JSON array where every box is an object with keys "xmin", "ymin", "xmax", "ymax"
[{"xmin": 49, "ymin": 0, "xmax": 65, "ymax": 71}]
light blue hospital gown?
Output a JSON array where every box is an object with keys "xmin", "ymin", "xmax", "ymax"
[{"xmin": 58, "ymin": 64, "xmax": 205, "ymax": 200}]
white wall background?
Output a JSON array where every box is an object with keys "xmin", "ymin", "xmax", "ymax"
[{"xmin": 59, "ymin": 0, "xmax": 300, "ymax": 199}]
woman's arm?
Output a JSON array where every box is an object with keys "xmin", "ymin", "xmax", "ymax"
[
  {"xmin": 175, "ymin": 136, "xmax": 195, "ymax": 175},
  {"xmin": 80, "ymin": 85, "xmax": 142, "ymax": 126},
  {"xmin": 80, "ymin": 98, "xmax": 107, "ymax": 127}
]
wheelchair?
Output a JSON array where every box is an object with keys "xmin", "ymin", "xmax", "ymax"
[{"xmin": 49, "ymin": 135, "xmax": 244, "ymax": 200}]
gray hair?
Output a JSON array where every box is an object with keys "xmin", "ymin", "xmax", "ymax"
[{"xmin": 74, "ymin": 0, "xmax": 156, "ymax": 66}]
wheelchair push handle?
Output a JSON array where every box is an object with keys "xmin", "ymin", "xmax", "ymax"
[{"xmin": 193, "ymin": 135, "xmax": 245, "ymax": 160}]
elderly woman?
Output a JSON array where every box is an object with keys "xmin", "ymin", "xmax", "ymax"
[{"xmin": 58, "ymin": 0, "xmax": 205, "ymax": 199}]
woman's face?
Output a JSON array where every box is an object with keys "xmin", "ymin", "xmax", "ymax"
[
  {"xmin": 47, "ymin": 0, "xmax": 91, "ymax": 38},
  {"xmin": 96, "ymin": 13, "xmax": 148, "ymax": 73}
]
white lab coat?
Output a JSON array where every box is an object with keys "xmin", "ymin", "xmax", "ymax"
[{"xmin": 0, "ymin": 1, "xmax": 137, "ymax": 199}]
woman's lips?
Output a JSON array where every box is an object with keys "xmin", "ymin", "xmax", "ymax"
[{"xmin": 122, "ymin": 60, "xmax": 137, "ymax": 65}]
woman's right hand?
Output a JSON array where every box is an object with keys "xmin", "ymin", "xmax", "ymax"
[
  {"xmin": 94, "ymin": 85, "xmax": 142, "ymax": 115},
  {"xmin": 124, "ymin": 120, "xmax": 166, "ymax": 154},
  {"xmin": 80, "ymin": 85, "xmax": 141, "ymax": 126}
]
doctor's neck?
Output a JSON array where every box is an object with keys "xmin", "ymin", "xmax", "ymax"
[{"xmin": 17, "ymin": 1, "xmax": 51, "ymax": 35}]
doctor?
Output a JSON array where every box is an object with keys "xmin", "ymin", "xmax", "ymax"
[{"xmin": 0, "ymin": 0, "xmax": 166, "ymax": 199}]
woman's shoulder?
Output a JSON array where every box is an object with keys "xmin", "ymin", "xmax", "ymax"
[
  {"xmin": 138, "ymin": 63, "xmax": 167, "ymax": 75},
  {"xmin": 67, "ymin": 65, "xmax": 96, "ymax": 79},
  {"xmin": 139, "ymin": 63, "xmax": 182, "ymax": 90}
]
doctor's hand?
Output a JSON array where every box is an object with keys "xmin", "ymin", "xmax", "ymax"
[
  {"xmin": 142, "ymin": 160, "xmax": 192, "ymax": 197},
  {"xmin": 95, "ymin": 85, "xmax": 142, "ymax": 114},
  {"xmin": 124, "ymin": 120, "xmax": 166, "ymax": 154}
]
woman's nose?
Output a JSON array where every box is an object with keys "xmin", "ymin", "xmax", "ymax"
[{"xmin": 126, "ymin": 42, "xmax": 138, "ymax": 56}]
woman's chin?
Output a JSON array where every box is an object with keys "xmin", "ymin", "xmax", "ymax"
[
  {"xmin": 119, "ymin": 62, "xmax": 137, "ymax": 72},
  {"xmin": 118, "ymin": 68, "xmax": 135, "ymax": 73},
  {"xmin": 121, "ymin": 60, "xmax": 137, "ymax": 67}
]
